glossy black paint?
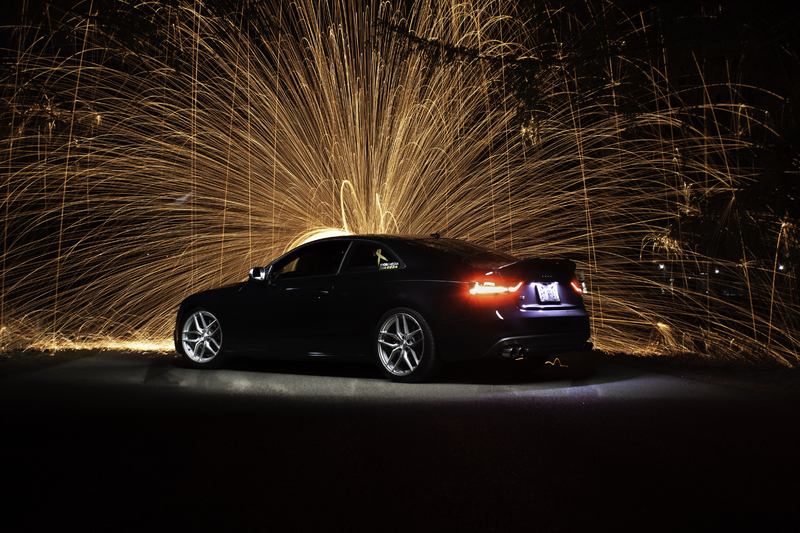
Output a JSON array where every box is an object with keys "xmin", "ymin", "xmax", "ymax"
[{"xmin": 174, "ymin": 235, "xmax": 591, "ymax": 364}]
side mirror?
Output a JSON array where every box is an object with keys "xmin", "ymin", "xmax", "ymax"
[{"xmin": 249, "ymin": 267, "xmax": 267, "ymax": 282}]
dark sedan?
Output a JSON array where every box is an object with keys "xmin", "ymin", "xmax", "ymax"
[{"xmin": 174, "ymin": 234, "xmax": 592, "ymax": 382}]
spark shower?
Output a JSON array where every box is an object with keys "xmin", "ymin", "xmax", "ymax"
[{"xmin": 1, "ymin": 0, "xmax": 797, "ymax": 365}]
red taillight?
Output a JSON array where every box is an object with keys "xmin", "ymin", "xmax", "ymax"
[
  {"xmin": 469, "ymin": 278, "xmax": 523, "ymax": 295},
  {"xmin": 570, "ymin": 276, "xmax": 583, "ymax": 294}
]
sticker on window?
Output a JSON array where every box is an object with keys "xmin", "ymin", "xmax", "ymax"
[{"xmin": 374, "ymin": 248, "xmax": 388, "ymax": 265}]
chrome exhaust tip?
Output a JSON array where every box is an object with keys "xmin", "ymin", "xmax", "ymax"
[{"xmin": 501, "ymin": 345, "xmax": 528, "ymax": 360}]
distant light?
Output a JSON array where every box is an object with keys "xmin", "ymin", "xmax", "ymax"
[
  {"xmin": 714, "ymin": 269, "xmax": 720, "ymax": 274},
  {"xmin": 778, "ymin": 264, "xmax": 785, "ymax": 271},
  {"xmin": 658, "ymin": 263, "xmax": 664, "ymax": 269}
]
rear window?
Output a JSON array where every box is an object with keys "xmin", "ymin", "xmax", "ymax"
[{"xmin": 407, "ymin": 238, "xmax": 519, "ymax": 269}]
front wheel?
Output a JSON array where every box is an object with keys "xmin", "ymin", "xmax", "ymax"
[
  {"xmin": 373, "ymin": 307, "xmax": 441, "ymax": 383},
  {"xmin": 179, "ymin": 308, "xmax": 227, "ymax": 369}
]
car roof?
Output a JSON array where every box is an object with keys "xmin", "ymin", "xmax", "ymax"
[{"xmin": 300, "ymin": 234, "xmax": 520, "ymax": 269}]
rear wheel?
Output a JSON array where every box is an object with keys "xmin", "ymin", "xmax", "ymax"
[
  {"xmin": 179, "ymin": 308, "xmax": 227, "ymax": 369},
  {"xmin": 374, "ymin": 307, "xmax": 441, "ymax": 383}
]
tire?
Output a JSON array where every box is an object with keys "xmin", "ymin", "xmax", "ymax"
[
  {"xmin": 179, "ymin": 308, "xmax": 227, "ymax": 369},
  {"xmin": 373, "ymin": 307, "xmax": 441, "ymax": 383}
]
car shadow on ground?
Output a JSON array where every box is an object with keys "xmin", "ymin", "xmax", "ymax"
[
  {"xmin": 171, "ymin": 350, "xmax": 645, "ymax": 388},
  {"xmin": 220, "ymin": 355, "xmax": 382, "ymax": 380},
  {"xmin": 437, "ymin": 355, "xmax": 595, "ymax": 385}
]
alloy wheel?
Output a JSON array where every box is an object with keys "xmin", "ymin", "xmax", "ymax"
[
  {"xmin": 181, "ymin": 310, "xmax": 223, "ymax": 364},
  {"xmin": 377, "ymin": 312, "xmax": 425, "ymax": 376}
]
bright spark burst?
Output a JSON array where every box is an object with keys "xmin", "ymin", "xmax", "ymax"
[{"xmin": 0, "ymin": 1, "xmax": 797, "ymax": 365}]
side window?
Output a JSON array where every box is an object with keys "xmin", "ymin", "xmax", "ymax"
[
  {"xmin": 271, "ymin": 241, "xmax": 349, "ymax": 279},
  {"xmin": 346, "ymin": 243, "xmax": 401, "ymax": 272}
]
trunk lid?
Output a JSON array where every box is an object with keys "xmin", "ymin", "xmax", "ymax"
[{"xmin": 491, "ymin": 258, "xmax": 584, "ymax": 309}]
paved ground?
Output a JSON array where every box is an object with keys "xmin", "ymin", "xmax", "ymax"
[
  {"xmin": 1, "ymin": 350, "xmax": 798, "ymax": 531},
  {"xmin": 4, "ymin": 346, "xmax": 798, "ymax": 401},
  {"xmin": 593, "ymin": 352, "xmax": 800, "ymax": 404}
]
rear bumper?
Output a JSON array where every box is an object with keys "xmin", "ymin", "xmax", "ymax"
[
  {"xmin": 481, "ymin": 334, "xmax": 593, "ymax": 359},
  {"xmin": 436, "ymin": 311, "xmax": 591, "ymax": 361}
]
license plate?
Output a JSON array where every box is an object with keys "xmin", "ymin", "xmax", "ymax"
[{"xmin": 536, "ymin": 282, "xmax": 560, "ymax": 303}]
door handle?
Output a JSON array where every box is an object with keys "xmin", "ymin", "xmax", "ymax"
[{"xmin": 313, "ymin": 290, "xmax": 330, "ymax": 298}]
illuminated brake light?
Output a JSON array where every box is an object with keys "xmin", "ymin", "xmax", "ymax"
[
  {"xmin": 571, "ymin": 280, "xmax": 583, "ymax": 294},
  {"xmin": 469, "ymin": 280, "xmax": 523, "ymax": 295}
]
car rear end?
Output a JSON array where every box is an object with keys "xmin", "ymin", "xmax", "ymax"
[
  {"xmin": 396, "ymin": 237, "xmax": 592, "ymax": 362},
  {"xmin": 461, "ymin": 257, "xmax": 592, "ymax": 360}
]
